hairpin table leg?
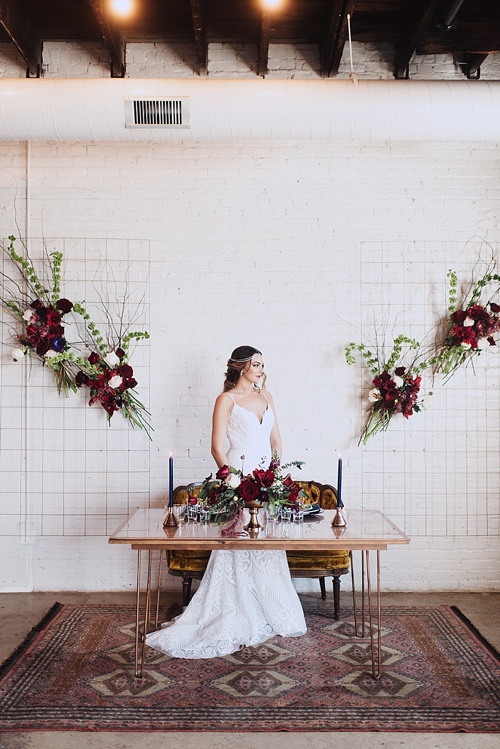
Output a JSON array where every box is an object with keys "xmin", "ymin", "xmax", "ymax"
[
  {"xmin": 365, "ymin": 550, "xmax": 382, "ymax": 679},
  {"xmin": 134, "ymin": 550, "xmax": 142, "ymax": 678}
]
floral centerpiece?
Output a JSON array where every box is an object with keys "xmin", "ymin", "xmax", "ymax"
[
  {"xmin": 433, "ymin": 267, "xmax": 500, "ymax": 381},
  {"xmin": 1, "ymin": 236, "xmax": 152, "ymax": 437},
  {"xmin": 197, "ymin": 454, "xmax": 305, "ymax": 524},
  {"xmin": 345, "ymin": 335, "xmax": 429, "ymax": 444}
]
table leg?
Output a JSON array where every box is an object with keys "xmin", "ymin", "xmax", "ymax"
[
  {"xmin": 134, "ymin": 550, "xmax": 142, "ymax": 678},
  {"xmin": 134, "ymin": 550, "xmax": 154, "ymax": 679},
  {"xmin": 351, "ymin": 550, "xmax": 366, "ymax": 638},
  {"xmin": 154, "ymin": 551, "xmax": 164, "ymax": 630},
  {"xmin": 351, "ymin": 549, "xmax": 382, "ymax": 679},
  {"xmin": 365, "ymin": 549, "xmax": 382, "ymax": 679}
]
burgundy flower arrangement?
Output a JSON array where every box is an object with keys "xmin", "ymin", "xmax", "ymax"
[
  {"xmin": 1, "ymin": 236, "xmax": 151, "ymax": 437},
  {"xmin": 434, "ymin": 268, "xmax": 500, "ymax": 381},
  {"xmin": 345, "ymin": 335, "xmax": 428, "ymax": 444},
  {"xmin": 197, "ymin": 454, "xmax": 305, "ymax": 523}
]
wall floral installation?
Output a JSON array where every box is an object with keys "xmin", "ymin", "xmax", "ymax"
[
  {"xmin": 0, "ymin": 236, "xmax": 152, "ymax": 438},
  {"xmin": 345, "ymin": 335, "xmax": 430, "ymax": 445},
  {"xmin": 346, "ymin": 256, "xmax": 500, "ymax": 445},
  {"xmin": 431, "ymin": 263, "xmax": 500, "ymax": 383}
]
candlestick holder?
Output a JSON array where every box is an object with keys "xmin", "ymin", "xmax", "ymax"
[
  {"xmin": 331, "ymin": 505, "xmax": 347, "ymax": 527},
  {"xmin": 163, "ymin": 506, "xmax": 179, "ymax": 528}
]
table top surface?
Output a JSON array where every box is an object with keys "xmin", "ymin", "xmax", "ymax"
[{"xmin": 108, "ymin": 508, "xmax": 410, "ymax": 551}]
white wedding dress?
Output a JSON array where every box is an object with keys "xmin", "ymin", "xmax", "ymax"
[{"xmin": 145, "ymin": 397, "xmax": 307, "ymax": 659}]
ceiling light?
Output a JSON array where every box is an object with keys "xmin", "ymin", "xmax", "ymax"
[
  {"xmin": 262, "ymin": 0, "xmax": 283, "ymax": 10},
  {"xmin": 110, "ymin": 0, "xmax": 133, "ymax": 17}
]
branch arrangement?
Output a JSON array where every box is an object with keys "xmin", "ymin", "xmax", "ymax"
[{"xmin": 1, "ymin": 236, "xmax": 152, "ymax": 438}]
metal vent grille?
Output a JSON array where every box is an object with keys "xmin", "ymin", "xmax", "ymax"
[{"xmin": 125, "ymin": 98, "xmax": 189, "ymax": 129}]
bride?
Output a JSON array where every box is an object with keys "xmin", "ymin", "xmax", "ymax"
[{"xmin": 146, "ymin": 345, "xmax": 307, "ymax": 659}]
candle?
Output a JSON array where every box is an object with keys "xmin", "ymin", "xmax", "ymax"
[
  {"xmin": 169, "ymin": 453, "xmax": 174, "ymax": 507},
  {"xmin": 337, "ymin": 455, "xmax": 343, "ymax": 508}
]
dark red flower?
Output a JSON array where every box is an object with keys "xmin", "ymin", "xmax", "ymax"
[
  {"xmin": 216, "ymin": 465, "xmax": 230, "ymax": 480},
  {"xmin": 394, "ymin": 366, "xmax": 406, "ymax": 376},
  {"xmin": 118, "ymin": 363, "xmax": 133, "ymax": 378},
  {"xmin": 239, "ymin": 478, "xmax": 259, "ymax": 502},
  {"xmin": 36, "ymin": 340, "xmax": 50, "ymax": 356},
  {"xmin": 490, "ymin": 302, "xmax": 500, "ymax": 314},
  {"xmin": 56, "ymin": 298, "xmax": 73, "ymax": 314},
  {"xmin": 253, "ymin": 469, "xmax": 275, "ymax": 488},
  {"xmin": 75, "ymin": 371, "xmax": 89, "ymax": 386},
  {"xmin": 88, "ymin": 352, "xmax": 100, "ymax": 365},
  {"xmin": 451, "ymin": 309, "xmax": 467, "ymax": 324},
  {"xmin": 116, "ymin": 347, "xmax": 125, "ymax": 359},
  {"xmin": 46, "ymin": 308, "xmax": 62, "ymax": 326}
]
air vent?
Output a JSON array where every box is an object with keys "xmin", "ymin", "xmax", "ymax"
[{"xmin": 125, "ymin": 97, "xmax": 189, "ymax": 128}]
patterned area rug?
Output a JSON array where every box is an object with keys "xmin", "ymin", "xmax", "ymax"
[{"xmin": 0, "ymin": 597, "xmax": 499, "ymax": 732}]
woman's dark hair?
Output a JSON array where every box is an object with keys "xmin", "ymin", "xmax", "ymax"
[{"xmin": 223, "ymin": 346, "xmax": 263, "ymax": 392}]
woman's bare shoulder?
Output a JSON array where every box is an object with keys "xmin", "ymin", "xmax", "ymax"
[{"xmin": 214, "ymin": 391, "xmax": 234, "ymax": 409}]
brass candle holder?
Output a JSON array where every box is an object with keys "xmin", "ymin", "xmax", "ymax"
[
  {"xmin": 163, "ymin": 506, "xmax": 179, "ymax": 528},
  {"xmin": 331, "ymin": 504, "xmax": 347, "ymax": 527}
]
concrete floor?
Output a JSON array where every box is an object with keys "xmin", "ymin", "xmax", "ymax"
[{"xmin": 0, "ymin": 590, "xmax": 499, "ymax": 749}]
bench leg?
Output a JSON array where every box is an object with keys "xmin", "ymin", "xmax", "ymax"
[
  {"xmin": 333, "ymin": 575, "xmax": 341, "ymax": 620},
  {"xmin": 319, "ymin": 577, "xmax": 327, "ymax": 600},
  {"xmin": 182, "ymin": 576, "xmax": 192, "ymax": 607}
]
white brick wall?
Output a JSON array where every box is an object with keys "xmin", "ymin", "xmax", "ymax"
[
  {"xmin": 0, "ymin": 40, "xmax": 499, "ymax": 80},
  {"xmin": 0, "ymin": 41, "xmax": 498, "ymax": 593}
]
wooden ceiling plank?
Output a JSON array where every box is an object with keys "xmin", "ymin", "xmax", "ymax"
[
  {"xmin": 88, "ymin": 0, "xmax": 125, "ymax": 77},
  {"xmin": 321, "ymin": 0, "xmax": 357, "ymax": 78},
  {"xmin": 0, "ymin": 0, "xmax": 42, "ymax": 76},
  {"xmin": 190, "ymin": 0, "xmax": 207, "ymax": 75},
  {"xmin": 258, "ymin": 11, "xmax": 270, "ymax": 77},
  {"xmin": 394, "ymin": 0, "xmax": 440, "ymax": 78}
]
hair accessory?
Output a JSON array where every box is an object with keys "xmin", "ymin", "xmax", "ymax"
[{"xmin": 229, "ymin": 355, "xmax": 254, "ymax": 363}]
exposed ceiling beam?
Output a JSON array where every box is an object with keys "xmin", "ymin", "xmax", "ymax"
[
  {"xmin": 0, "ymin": 0, "xmax": 42, "ymax": 77},
  {"xmin": 394, "ymin": 0, "xmax": 440, "ymax": 79},
  {"xmin": 321, "ymin": 0, "xmax": 357, "ymax": 78},
  {"xmin": 419, "ymin": 24, "xmax": 500, "ymax": 55},
  {"xmin": 190, "ymin": 0, "xmax": 207, "ymax": 76},
  {"xmin": 88, "ymin": 0, "xmax": 126, "ymax": 78},
  {"xmin": 457, "ymin": 52, "xmax": 489, "ymax": 78},
  {"xmin": 258, "ymin": 11, "xmax": 271, "ymax": 77}
]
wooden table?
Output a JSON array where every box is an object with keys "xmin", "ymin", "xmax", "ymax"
[{"xmin": 109, "ymin": 507, "xmax": 409, "ymax": 678}]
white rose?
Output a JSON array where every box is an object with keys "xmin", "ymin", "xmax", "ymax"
[
  {"xmin": 22, "ymin": 309, "xmax": 34, "ymax": 322},
  {"xmin": 393, "ymin": 375, "xmax": 404, "ymax": 388},
  {"xmin": 226, "ymin": 473, "xmax": 241, "ymax": 489},
  {"xmin": 104, "ymin": 351, "xmax": 120, "ymax": 368},
  {"xmin": 12, "ymin": 347, "xmax": 26, "ymax": 362},
  {"xmin": 108, "ymin": 375, "xmax": 123, "ymax": 389},
  {"xmin": 463, "ymin": 317, "xmax": 475, "ymax": 327},
  {"xmin": 477, "ymin": 337, "xmax": 490, "ymax": 349},
  {"xmin": 44, "ymin": 349, "xmax": 58, "ymax": 359},
  {"xmin": 368, "ymin": 388, "xmax": 381, "ymax": 403},
  {"xmin": 460, "ymin": 342, "xmax": 472, "ymax": 350}
]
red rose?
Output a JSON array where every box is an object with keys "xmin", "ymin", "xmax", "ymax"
[
  {"xmin": 118, "ymin": 363, "xmax": 133, "ymax": 378},
  {"xmin": 253, "ymin": 469, "xmax": 275, "ymax": 488},
  {"xmin": 490, "ymin": 302, "xmax": 500, "ymax": 314},
  {"xmin": 56, "ymin": 298, "xmax": 73, "ymax": 314},
  {"xmin": 239, "ymin": 479, "xmax": 259, "ymax": 502},
  {"xmin": 451, "ymin": 309, "xmax": 467, "ymax": 324},
  {"xmin": 216, "ymin": 465, "xmax": 230, "ymax": 480},
  {"xmin": 394, "ymin": 366, "xmax": 406, "ymax": 377},
  {"xmin": 88, "ymin": 352, "xmax": 100, "ymax": 365},
  {"xmin": 116, "ymin": 347, "xmax": 125, "ymax": 358}
]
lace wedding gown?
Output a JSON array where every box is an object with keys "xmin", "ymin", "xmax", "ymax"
[{"xmin": 145, "ymin": 398, "xmax": 307, "ymax": 659}]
